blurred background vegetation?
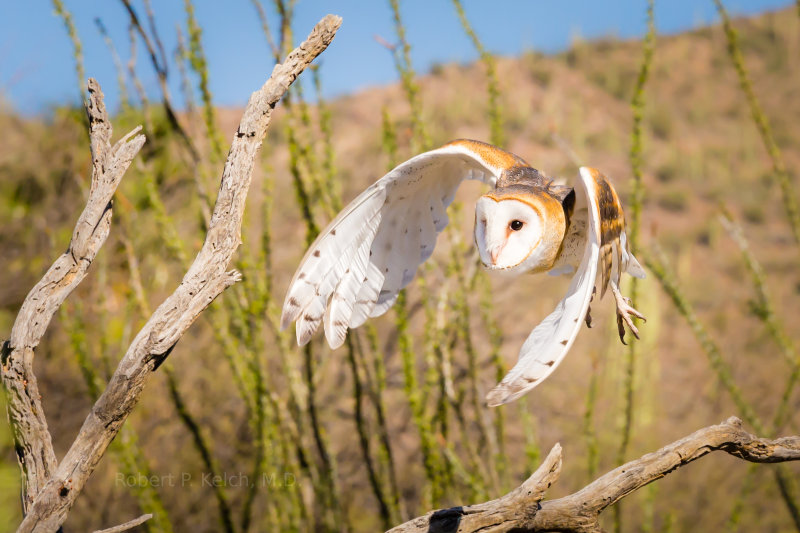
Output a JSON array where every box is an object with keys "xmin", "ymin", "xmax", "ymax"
[{"xmin": 1, "ymin": 1, "xmax": 799, "ymax": 532}]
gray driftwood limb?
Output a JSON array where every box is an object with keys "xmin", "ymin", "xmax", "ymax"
[
  {"xmin": 387, "ymin": 444, "xmax": 563, "ymax": 533},
  {"xmin": 92, "ymin": 513, "xmax": 153, "ymax": 533},
  {"xmin": 387, "ymin": 417, "xmax": 800, "ymax": 533},
  {"xmin": 11, "ymin": 14, "xmax": 341, "ymax": 533},
  {"xmin": 1, "ymin": 79, "xmax": 145, "ymax": 513}
]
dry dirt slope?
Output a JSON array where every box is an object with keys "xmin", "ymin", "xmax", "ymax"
[{"xmin": 0, "ymin": 6, "xmax": 799, "ymax": 532}]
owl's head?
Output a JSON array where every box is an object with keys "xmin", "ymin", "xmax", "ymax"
[{"xmin": 474, "ymin": 190, "xmax": 566, "ymax": 273}]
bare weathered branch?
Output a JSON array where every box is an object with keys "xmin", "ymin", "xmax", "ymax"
[
  {"xmin": 16, "ymin": 14, "xmax": 342, "ymax": 532},
  {"xmin": 1, "ymin": 79, "xmax": 145, "ymax": 513},
  {"xmin": 387, "ymin": 444, "xmax": 562, "ymax": 533},
  {"xmin": 388, "ymin": 417, "xmax": 800, "ymax": 533},
  {"xmin": 92, "ymin": 513, "xmax": 153, "ymax": 533}
]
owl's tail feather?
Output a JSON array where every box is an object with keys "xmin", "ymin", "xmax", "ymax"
[{"xmin": 626, "ymin": 251, "xmax": 646, "ymax": 279}]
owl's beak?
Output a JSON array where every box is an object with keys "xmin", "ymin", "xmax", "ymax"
[{"xmin": 490, "ymin": 242, "xmax": 506, "ymax": 265}]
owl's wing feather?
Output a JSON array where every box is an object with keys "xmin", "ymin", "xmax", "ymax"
[
  {"xmin": 281, "ymin": 140, "xmax": 527, "ymax": 349},
  {"xmin": 485, "ymin": 167, "xmax": 606, "ymax": 406}
]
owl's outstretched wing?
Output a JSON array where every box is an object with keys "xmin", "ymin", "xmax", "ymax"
[
  {"xmin": 486, "ymin": 166, "xmax": 636, "ymax": 406},
  {"xmin": 281, "ymin": 139, "xmax": 528, "ymax": 349}
]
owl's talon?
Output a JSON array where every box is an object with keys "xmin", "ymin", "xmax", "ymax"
[{"xmin": 610, "ymin": 283, "xmax": 645, "ymax": 344}]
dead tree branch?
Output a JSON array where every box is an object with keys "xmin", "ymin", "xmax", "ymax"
[
  {"xmin": 1, "ymin": 79, "xmax": 145, "ymax": 513},
  {"xmin": 5, "ymin": 14, "xmax": 341, "ymax": 533},
  {"xmin": 388, "ymin": 417, "xmax": 800, "ymax": 533},
  {"xmin": 388, "ymin": 444, "xmax": 562, "ymax": 533},
  {"xmin": 92, "ymin": 513, "xmax": 153, "ymax": 533}
]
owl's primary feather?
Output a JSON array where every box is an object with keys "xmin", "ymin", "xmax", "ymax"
[{"xmin": 281, "ymin": 140, "xmax": 645, "ymax": 405}]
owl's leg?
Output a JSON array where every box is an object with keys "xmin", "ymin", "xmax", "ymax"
[{"xmin": 609, "ymin": 280, "xmax": 645, "ymax": 344}]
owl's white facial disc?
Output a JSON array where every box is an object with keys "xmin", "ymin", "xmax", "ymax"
[{"xmin": 475, "ymin": 197, "xmax": 543, "ymax": 272}]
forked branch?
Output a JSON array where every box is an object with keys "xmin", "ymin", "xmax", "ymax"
[
  {"xmin": 1, "ymin": 79, "xmax": 145, "ymax": 512},
  {"xmin": 388, "ymin": 417, "xmax": 800, "ymax": 533},
  {"xmin": 4, "ymin": 14, "xmax": 341, "ymax": 533}
]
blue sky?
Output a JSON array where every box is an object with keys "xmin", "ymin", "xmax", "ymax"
[{"xmin": 0, "ymin": 1, "xmax": 793, "ymax": 115}]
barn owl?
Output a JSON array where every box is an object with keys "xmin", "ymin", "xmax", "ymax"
[{"xmin": 280, "ymin": 139, "xmax": 645, "ymax": 406}]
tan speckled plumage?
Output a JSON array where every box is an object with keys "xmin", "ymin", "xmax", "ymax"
[
  {"xmin": 583, "ymin": 167, "xmax": 629, "ymax": 297},
  {"xmin": 444, "ymin": 139, "xmax": 528, "ymax": 172}
]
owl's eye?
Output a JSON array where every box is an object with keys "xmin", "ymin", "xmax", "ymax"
[{"xmin": 509, "ymin": 220, "xmax": 524, "ymax": 231}]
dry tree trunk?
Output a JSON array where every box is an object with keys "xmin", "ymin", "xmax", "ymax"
[
  {"xmin": 1, "ymin": 14, "xmax": 342, "ymax": 533},
  {"xmin": 388, "ymin": 417, "xmax": 800, "ymax": 533}
]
